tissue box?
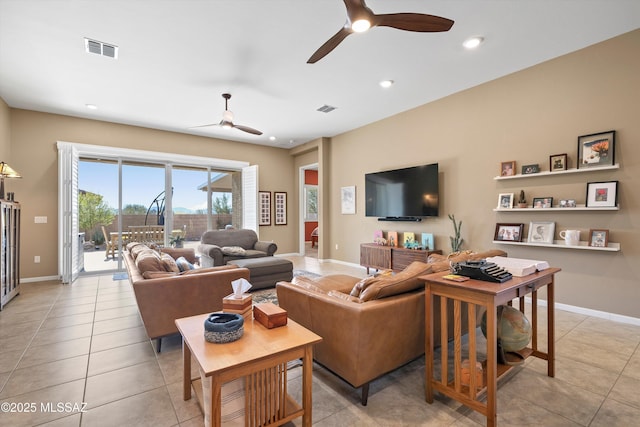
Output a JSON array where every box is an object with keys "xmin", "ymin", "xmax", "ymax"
[
  {"xmin": 223, "ymin": 294, "xmax": 252, "ymax": 311},
  {"xmin": 253, "ymin": 303, "xmax": 287, "ymax": 329},
  {"xmin": 223, "ymin": 305, "xmax": 252, "ymax": 320}
]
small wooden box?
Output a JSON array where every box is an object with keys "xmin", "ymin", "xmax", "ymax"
[
  {"xmin": 223, "ymin": 293, "xmax": 252, "ymax": 311},
  {"xmin": 253, "ymin": 303, "xmax": 287, "ymax": 329}
]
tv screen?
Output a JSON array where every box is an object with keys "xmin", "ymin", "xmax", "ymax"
[{"xmin": 365, "ymin": 163, "xmax": 439, "ymax": 219}]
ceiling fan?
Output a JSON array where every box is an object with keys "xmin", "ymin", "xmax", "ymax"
[
  {"xmin": 192, "ymin": 93, "xmax": 262, "ymax": 135},
  {"xmin": 308, "ymin": 0, "xmax": 454, "ymax": 64}
]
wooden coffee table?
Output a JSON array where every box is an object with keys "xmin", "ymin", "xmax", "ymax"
[{"xmin": 175, "ymin": 313, "xmax": 322, "ymax": 427}]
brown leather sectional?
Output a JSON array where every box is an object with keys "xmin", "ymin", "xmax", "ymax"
[
  {"xmin": 276, "ymin": 249, "xmax": 507, "ymax": 405},
  {"xmin": 123, "ymin": 244, "xmax": 250, "ymax": 351}
]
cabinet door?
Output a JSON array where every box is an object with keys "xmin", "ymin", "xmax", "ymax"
[
  {"xmin": 360, "ymin": 244, "xmax": 391, "ymax": 270},
  {"xmin": 391, "ymin": 248, "xmax": 427, "ymax": 271}
]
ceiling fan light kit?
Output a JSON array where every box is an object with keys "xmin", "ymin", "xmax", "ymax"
[{"xmin": 308, "ymin": 0, "xmax": 454, "ymax": 63}]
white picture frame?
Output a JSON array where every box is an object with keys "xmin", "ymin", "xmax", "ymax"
[
  {"xmin": 528, "ymin": 221, "xmax": 555, "ymax": 244},
  {"xmin": 497, "ymin": 193, "xmax": 514, "ymax": 209},
  {"xmin": 341, "ymin": 185, "xmax": 356, "ymax": 214}
]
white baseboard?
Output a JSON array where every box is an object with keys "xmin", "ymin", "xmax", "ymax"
[
  {"xmin": 20, "ymin": 275, "xmax": 61, "ymax": 284},
  {"xmin": 520, "ymin": 296, "xmax": 640, "ymax": 326}
]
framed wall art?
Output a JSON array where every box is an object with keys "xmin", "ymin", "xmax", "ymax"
[
  {"xmin": 421, "ymin": 233, "xmax": 434, "ymax": 251},
  {"xmin": 497, "ymin": 193, "xmax": 514, "ymax": 209},
  {"xmin": 341, "ymin": 185, "xmax": 356, "ymax": 214},
  {"xmin": 274, "ymin": 191, "xmax": 287, "ymax": 225},
  {"xmin": 549, "ymin": 153, "xmax": 567, "ymax": 172},
  {"xmin": 500, "ymin": 161, "xmax": 516, "ymax": 177},
  {"xmin": 258, "ymin": 191, "xmax": 271, "ymax": 226},
  {"xmin": 586, "ymin": 181, "xmax": 618, "ymax": 208},
  {"xmin": 528, "ymin": 221, "xmax": 555, "ymax": 244},
  {"xmin": 577, "ymin": 130, "xmax": 615, "ymax": 169},
  {"xmin": 494, "ymin": 223, "xmax": 524, "ymax": 242},
  {"xmin": 588, "ymin": 229, "xmax": 609, "ymax": 248}
]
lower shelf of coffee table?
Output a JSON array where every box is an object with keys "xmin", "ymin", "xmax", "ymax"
[{"xmin": 192, "ymin": 378, "xmax": 304, "ymax": 427}]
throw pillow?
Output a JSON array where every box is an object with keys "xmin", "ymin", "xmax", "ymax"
[
  {"xmin": 161, "ymin": 253, "xmax": 180, "ymax": 273},
  {"xmin": 175, "ymin": 256, "xmax": 196, "ymax": 272},
  {"xmin": 349, "ymin": 276, "xmax": 381, "ymax": 297},
  {"xmin": 359, "ymin": 261, "xmax": 433, "ymax": 302},
  {"xmin": 135, "ymin": 251, "xmax": 165, "ymax": 275},
  {"xmin": 221, "ymin": 246, "xmax": 247, "ymax": 256},
  {"xmin": 142, "ymin": 271, "xmax": 178, "ymax": 279}
]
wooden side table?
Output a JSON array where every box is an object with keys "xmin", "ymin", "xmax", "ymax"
[
  {"xmin": 420, "ymin": 268, "xmax": 560, "ymax": 427},
  {"xmin": 176, "ymin": 314, "xmax": 322, "ymax": 427}
]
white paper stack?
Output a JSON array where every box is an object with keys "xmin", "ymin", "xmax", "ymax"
[{"xmin": 485, "ymin": 256, "xmax": 550, "ymax": 277}]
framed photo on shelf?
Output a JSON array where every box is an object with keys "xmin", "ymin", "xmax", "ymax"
[
  {"xmin": 521, "ymin": 164, "xmax": 540, "ymax": 175},
  {"xmin": 528, "ymin": 221, "xmax": 555, "ymax": 244},
  {"xmin": 341, "ymin": 185, "xmax": 356, "ymax": 214},
  {"xmin": 494, "ymin": 223, "xmax": 524, "ymax": 242},
  {"xmin": 403, "ymin": 232, "xmax": 415, "ymax": 246},
  {"xmin": 577, "ymin": 130, "xmax": 615, "ymax": 169},
  {"xmin": 586, "ymin": 181, "xmax": 618, "ymax": 208},
  {"xmin": 274, "ymin": 191, "xmax": 287, "ymax": 225},
  {"xmin": 500, "ymin": 161, "xmax": 516, "ymax": 177},
  {"xmin": 258, "ymin": 191, "xmax": 271, "ymax": 226},
  {"xmin": 421, "ymin": 233, "xmax": 434, "ymax": 251},
  {"xmin": 588, "ymin": 229, "xmax": 609, "ymax": 248},
  {"xmin": 497, "ymin": 193, "xmax": 514, "ymax": 209},
  {"xmin": 549, "ymin": 153, "xmax": 568, "ymax": 172},
  {"xmin": 559, "ymin": 199, "xmax": 576, "ymax": 208},
  {"xmin": 532, "ymin": 197, "xmax": 553, "ymax": 208}
]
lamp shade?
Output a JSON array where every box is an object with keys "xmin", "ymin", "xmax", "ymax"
[{"xmin": 0, "ymin": 162, "xmax": 21, "ymax": 178}]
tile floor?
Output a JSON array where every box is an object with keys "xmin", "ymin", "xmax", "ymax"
[{"xmin": 1, "ymin": 255, "xmax": 639, "ymax": 426}]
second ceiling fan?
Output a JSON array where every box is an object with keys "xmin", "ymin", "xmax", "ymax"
[
  {"xmin": 192, "ymin": 93, "xmax": 262, "ymax": 136},
  {"xmin": 308, "ymin": 0, "xmax": 454, "ymax": 64}
]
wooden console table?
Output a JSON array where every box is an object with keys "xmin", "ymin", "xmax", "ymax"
[
  {"xmin": 420, "ymin": 268, "xmax": 560, "ymax": 427},
  {"xmin": 176, "ymin": 314, "xmax": 322, "ymax": 427},
  {"xmin": 360, "ymin": 243, "xmax": 442, "ymax": 273}
]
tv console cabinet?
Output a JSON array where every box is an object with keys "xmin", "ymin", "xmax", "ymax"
[{"xmin": 360, "ymin": 243, "xmax": 442, "ymax": 273}]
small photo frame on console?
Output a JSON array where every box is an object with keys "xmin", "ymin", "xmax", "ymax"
[
  {"xmin": 588, "ymin": 229, "xmax": 609, "ymax": 248},
  {"xmin": 494, "ymin": 223, "xmax": 524, "ymax": 242}
]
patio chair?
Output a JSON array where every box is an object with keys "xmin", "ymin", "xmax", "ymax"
[{"xmin": 102, "ymin": 225, "xmax": 115, "ymax": 259}]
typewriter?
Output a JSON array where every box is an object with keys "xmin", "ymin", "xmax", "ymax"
[{"xmin": 451, "ymin": 259, "xmax": 512, "ymax": 283}]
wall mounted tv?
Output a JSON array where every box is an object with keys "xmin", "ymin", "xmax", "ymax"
[{"xmin": 365, "ymin": 163, "xmax": 439, "ymax": 221}]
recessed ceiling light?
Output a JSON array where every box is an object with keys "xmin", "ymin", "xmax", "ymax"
[
  {"xmin": 463, "ymin": 36, "xmax": 484, "ymax": 50},
  {"xmin": 85, "ymin": 104, "xmax": 98, "ymax": 110},
  {"xmin": 379, "ymin": 80, "xmax": 394, "ymax": 88},
  {"xmin": 269, "ymin": 136, "xmax": 276, "ymax": 141}
]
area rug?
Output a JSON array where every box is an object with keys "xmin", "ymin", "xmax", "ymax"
[{"xmin": 250, "ymin": 269, "xmax": 321, "ymax": 305}]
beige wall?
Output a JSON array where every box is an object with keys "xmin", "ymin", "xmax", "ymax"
[
  {"xmin": 8, "ymin": 110, "xmax": 297, "ymax": 279},
  {"xmin": 0, "ymin": 98, "xmax": 9, "ymax": 161},
  {"xmin": 328, "ymin": 29, "xmax": 640, "ymax": 318}
]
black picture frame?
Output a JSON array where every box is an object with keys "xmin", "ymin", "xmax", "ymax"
[
  {"xmin": 586, "ymin": 181, "xmax": 618, "ymax": 208},
  {"xmin": 522, "ymin": 164, "xmax": 540, "ymax": 175},
  {"xmin": 577, "ymin": 130, "xmax": 615, "ymax": 169},
  {"xmin": 549, "ymin": 153, "xmax": 568, "ymax": 172},
  {"xmin": 494, "ymin": 223, "xmax": 524, "ymax": 242}
]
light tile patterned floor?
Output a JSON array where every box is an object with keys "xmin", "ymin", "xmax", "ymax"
[{"xmin": 1, "ymin": 255, "xmax": 639, "ymax": 426}]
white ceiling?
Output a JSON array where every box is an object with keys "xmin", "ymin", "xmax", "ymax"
[{"xmin": 1, "ymin": 1, "xmax": 639, "ymax": 148}]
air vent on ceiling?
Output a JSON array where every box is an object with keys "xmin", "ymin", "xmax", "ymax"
[
  {"xmin": 84, "ymin": 38, "xmax": 118, "ymax": 59},
  {"xmin": 317, "ymin": 104, "xmax": 337, "ymax": 113}
]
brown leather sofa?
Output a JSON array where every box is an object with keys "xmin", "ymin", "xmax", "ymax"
[
  {"xmin": 123, "ymin": 243, "xmax": 250, "ymax": 351},
  {"xmin": 276, "ymin": 249, "xmax": 507, "ymax": 405}
]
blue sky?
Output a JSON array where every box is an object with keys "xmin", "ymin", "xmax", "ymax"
[{"xmin": 79, "ymin": 161, "xmax": 229, "ymax": 212}]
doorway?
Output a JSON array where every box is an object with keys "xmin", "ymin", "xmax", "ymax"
[{"xmin": 299, "ymin": 164, "xmax": 318, "ymax": 258}]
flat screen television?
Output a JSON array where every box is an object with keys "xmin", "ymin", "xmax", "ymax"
[{"xmin": 365, "ymin": 163, "xmax": 439, "ymax": 220}]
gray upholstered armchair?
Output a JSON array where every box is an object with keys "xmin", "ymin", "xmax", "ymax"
[{"xmin": 197, "ymin": 229, "xmax": 277, "ymax": 267}]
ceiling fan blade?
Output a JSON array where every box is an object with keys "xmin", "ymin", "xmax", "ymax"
[
  {"xmin": 234, "ymin": 124, "xmax": 263, "ymax": 136},
  {"xmin": 375, "ymin": 13, "xmax": 454, "ymax": 32},
  {"xmin": 307, "ymin": 27, "xmax": 352, "ymax": 64},
  {"xmin": 189, "ymin": 123, "xmax": 219, "ymax": 129}
]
